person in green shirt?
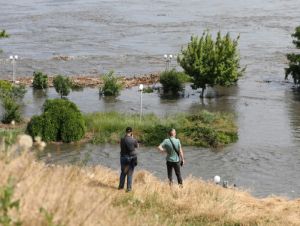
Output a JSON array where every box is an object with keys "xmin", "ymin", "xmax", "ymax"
[{"xmin": 158, "ymin": 128, "xmax": 185, "ymax": 186}]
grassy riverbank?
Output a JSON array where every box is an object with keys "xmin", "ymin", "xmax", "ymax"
[
  {"xmin": 85, "ymin": 111, "xmax": 238, "ymax": 147},
  {"xmin": 0, "ymin": 146, "xmax": 299, "ymax": 226}
]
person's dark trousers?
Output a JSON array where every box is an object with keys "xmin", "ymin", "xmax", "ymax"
[
  {"xmin": 119, "ymin": 156, "xmax": 135, "ymax": 191},
  {"xmin": 166, "ymin": 161, "xmax": 183, "ymax": 185}
]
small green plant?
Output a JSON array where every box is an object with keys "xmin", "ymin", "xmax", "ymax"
[
  {"xmin": 53, "ymin": 75, "xmax": 71, "ymax": 98},
  {"xmin": 32, "ymin": 71, "xmax": 48, "ymax": 89},
  {"xmin": 159, "ymin": 69, "xmax": 191, "ymax": 94},
  {"xmin": 285, "ymin": 26, "xmax": 300, "ymax": 85},
  {"xmin": 0, "ymin": 178, "xmax": 22, "ymax": 226},
  {"xmin": 39, "ymin": 207, "xmax": 64, "ymax": 226},
  {"xmin": 27, "ymin": 99, "xmax": 86, "ymax": 143},
  {"xmin": 143, "ymin": 86, "xmax": 154, "ymax": 93},
  {"xmin": 100, "ymin": 71, "xmax": 123, "ymax": 96},
  {"xmin": 0, "ymin": 30, "xmax": 10, "ymax": 38},
  {"xmin": 178, "ymin": 31, "xmax": 244, "ymax": 98}
]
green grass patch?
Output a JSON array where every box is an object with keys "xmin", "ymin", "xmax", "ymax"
[{"xmin": 84, "ymin": 110, "xmax": 238, "ymax": 148}]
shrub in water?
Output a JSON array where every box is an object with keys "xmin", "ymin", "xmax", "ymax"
[
  {"xmin": 100, "ymin": 71, "xmax": 123, "ymax": 96},
  {"xmin": 160, "ymin": 69, "xmax": 191, "ymax": 94},
  {"xmin": 53, "ymin": 75, "xmax": 71, "ymax": 98},
  {"xmin": 33, "ymin": 71, "xmax": 48, "ymax": 89},
  {"xmin": 0, "ymin": 29, "xmax": 9, "ymax": 38},
  {"xmin": 0, "ymin": 81, "xmax": 26, "ymax": 123},
  {"xmin": 1, "ymin": 97, "xmax": 21, "ymax": 124},
  {"xmin": 27, "ymin": 99, "xmax": 86, "ymax": 142}
]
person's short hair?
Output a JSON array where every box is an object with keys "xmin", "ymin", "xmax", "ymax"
[
  {"xmin": 169, "ymin": 128, "xmax": 175, "ymax": 136},
  {"xmin": 126, "ymin": 127, "xmax": 133, "ymax": 133}
]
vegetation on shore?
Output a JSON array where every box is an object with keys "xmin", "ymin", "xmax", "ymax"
[
  {"xmin": 0, "ymin": 140, "xmax": 299, "ymax": 226},
  {"xmin": 85, "ymin": 110, "xmax": 238, "ymax": 147},
  {"xmin": 27, "ymin": 99, "xmax": 86, "ymax": 143},
  {"xmin": 0, "ymin": 80, "xmax": 26, "ymax": 124}
]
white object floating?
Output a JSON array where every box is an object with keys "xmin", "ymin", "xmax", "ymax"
[{"xmin": 214, "ymin": 175, "xmax": 221, "ymax": 184}]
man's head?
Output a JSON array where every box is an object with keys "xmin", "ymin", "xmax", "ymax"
[
  {"xmin": 126, "ymin": 127, "xmax": 133, "ymax": 136},
  {"xmin": 169, "ymin": 128, "xmax": 176, "ymax": 137}
]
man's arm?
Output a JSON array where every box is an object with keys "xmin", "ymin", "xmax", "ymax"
[
  {"xmin": 157, "ymin": 144, "xmax": 165, "ymax": 153},
  {"xmin": 179, "ymin": 147, "xmax": 185, "ymax": 165}
]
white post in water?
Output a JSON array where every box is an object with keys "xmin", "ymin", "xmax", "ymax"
[
  {"xmin": 139, "ymin": 84, "xmax": 144, "ymax": 122},
  {"xmin": 9, "ymin": 55, "xmax": 18, "ymax": 83}
]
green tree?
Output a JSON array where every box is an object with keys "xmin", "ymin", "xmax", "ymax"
[
  {"xmin": 32, "ymin": 71, "xmax": 48, "ymax": 89},
  {"xmin": 100, "ymin": 71, "xmax": 123, "ymax": 96},
  {"xmin": 53, "ymin": 75, "xmax": 71, "ymax": 98},
  {"xmin": 178, "ymin": 31, "xmax": 243, "ymax": 98},
  {"xmin": 285, "ymin": 26, "xmax": 300, "ymax": 84}
]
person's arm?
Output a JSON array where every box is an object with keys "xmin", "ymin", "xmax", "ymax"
[
  {"xmin": 179, "ymin": 146, "xmax": 185, "ymax": 165},
  {"xmin": 157, "ymin": 140, "xmax": 166, "ymax": 154}
]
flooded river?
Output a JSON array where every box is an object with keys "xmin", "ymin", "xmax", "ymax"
[{"xmin": 1, "ymin": 0, "xmax": 300, "ymax": 198}]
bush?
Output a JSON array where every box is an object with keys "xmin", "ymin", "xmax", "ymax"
[
  {"xmin": 0, "ymin": 80, "xmax": 12, "ymax": 93},
  {"xmin": 285, "ymin": 26, "xmax": 300, "ymax": 85},
  {"xmin": 53, "ymin": 75, "xmax": 71, "ymax": 98},
  {"xmin": 0, "ymin": 81, "xmax": 26, "ymax": 124},
  {"xmin": 27, "ymin": 99, "xmax": 86, "ymax": 142},
  {"xmin": 1, "ymin": 97, "xmax": 21, "ymax": 124},
  {"xmin": 100, "ymin": 71, "xmax": 123, "ymax": 96},
  {"xmin": 178, "ymin": 31, "xmax": 244, "ymax": 97},
  {"xmin": 32, "ymin": 71, "xmax": 48, "ymax": 89},
  {"xmin": 0, "ymin": 30, "xmax": 9, "ymax": 38},
  {"xmin": 160, "ymin": 69, "xmax": 191, "ymax": 94}
]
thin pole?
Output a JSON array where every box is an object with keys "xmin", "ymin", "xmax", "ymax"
[
  {"xmin": 12, "ymin": 59, "xmax": 15, "ymax": 83},
  {"xmin": 140, "ymin": 90, "xmax": 143, "ymax": 122}
]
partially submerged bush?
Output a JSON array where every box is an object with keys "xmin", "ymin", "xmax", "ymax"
[
  {"xmin": 1, "ymin": 97, "xmax": 21, "ymax": 124},
  {"xmin": 100, "ymin": 71, "xmax": 123, "ymax": 96},
  {"xmin": 32, "ymin": 71, "xmax": 48, "ymax": 89},
  {"xmin": 160, "ymin": 69, "xmax": 191, "ymax": 94},
  {"xmin": 0, "ymin": 80, "xmax": 26, "ymax": 124},
  {"xmin": 53, "ymin": 75, "xmax": 71, "ymax": 98},
  {"xmin": 0, "ymin": 29, "xmax": 9, "ymax": 38},
  {"xmin": 26, "ymin": 99, "xmax": 86, "ymax": 142}
]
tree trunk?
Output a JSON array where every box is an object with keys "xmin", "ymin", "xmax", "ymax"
[{"xmin": 200, "ymin": 86, "xmax": 206, "ymax": 98}]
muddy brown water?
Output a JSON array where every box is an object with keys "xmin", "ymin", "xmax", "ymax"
[{"xmin": 1, "ymin": 0, "xmax": 300, "ymax": 198}]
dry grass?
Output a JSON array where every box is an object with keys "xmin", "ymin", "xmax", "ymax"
[{"xmin": 0, "ymin": 143, "xmax": 300, "ymax": 225}]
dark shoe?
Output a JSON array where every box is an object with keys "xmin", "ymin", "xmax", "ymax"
[
  {"xmin": 118, "ymin": 187, "xmax": 124, "ymax": 190},
  {"xmin": 126, "ymin": 188, "xmax": 132, "ymax": 192}
]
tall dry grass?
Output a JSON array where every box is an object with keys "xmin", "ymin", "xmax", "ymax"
[{"xmin": 0, "ymin": 136, "xmax": 300, "ymax": 226}]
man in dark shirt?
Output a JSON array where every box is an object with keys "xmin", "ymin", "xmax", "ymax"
[{"xmin": 118, "ymin": 127, "xmax": 138, "ymax": 192}]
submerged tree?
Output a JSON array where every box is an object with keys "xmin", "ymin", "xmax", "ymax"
[
  {"xmin": 178, "ymin": 31, "xmax": 244, "ymax": 98},
  {"xmin": 285, "ymin": 26, "xmax": 300, "ymax": 85},
  {"xmin": 53, "ymin": 75, "xmax": 71, "ymax": 98}
]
